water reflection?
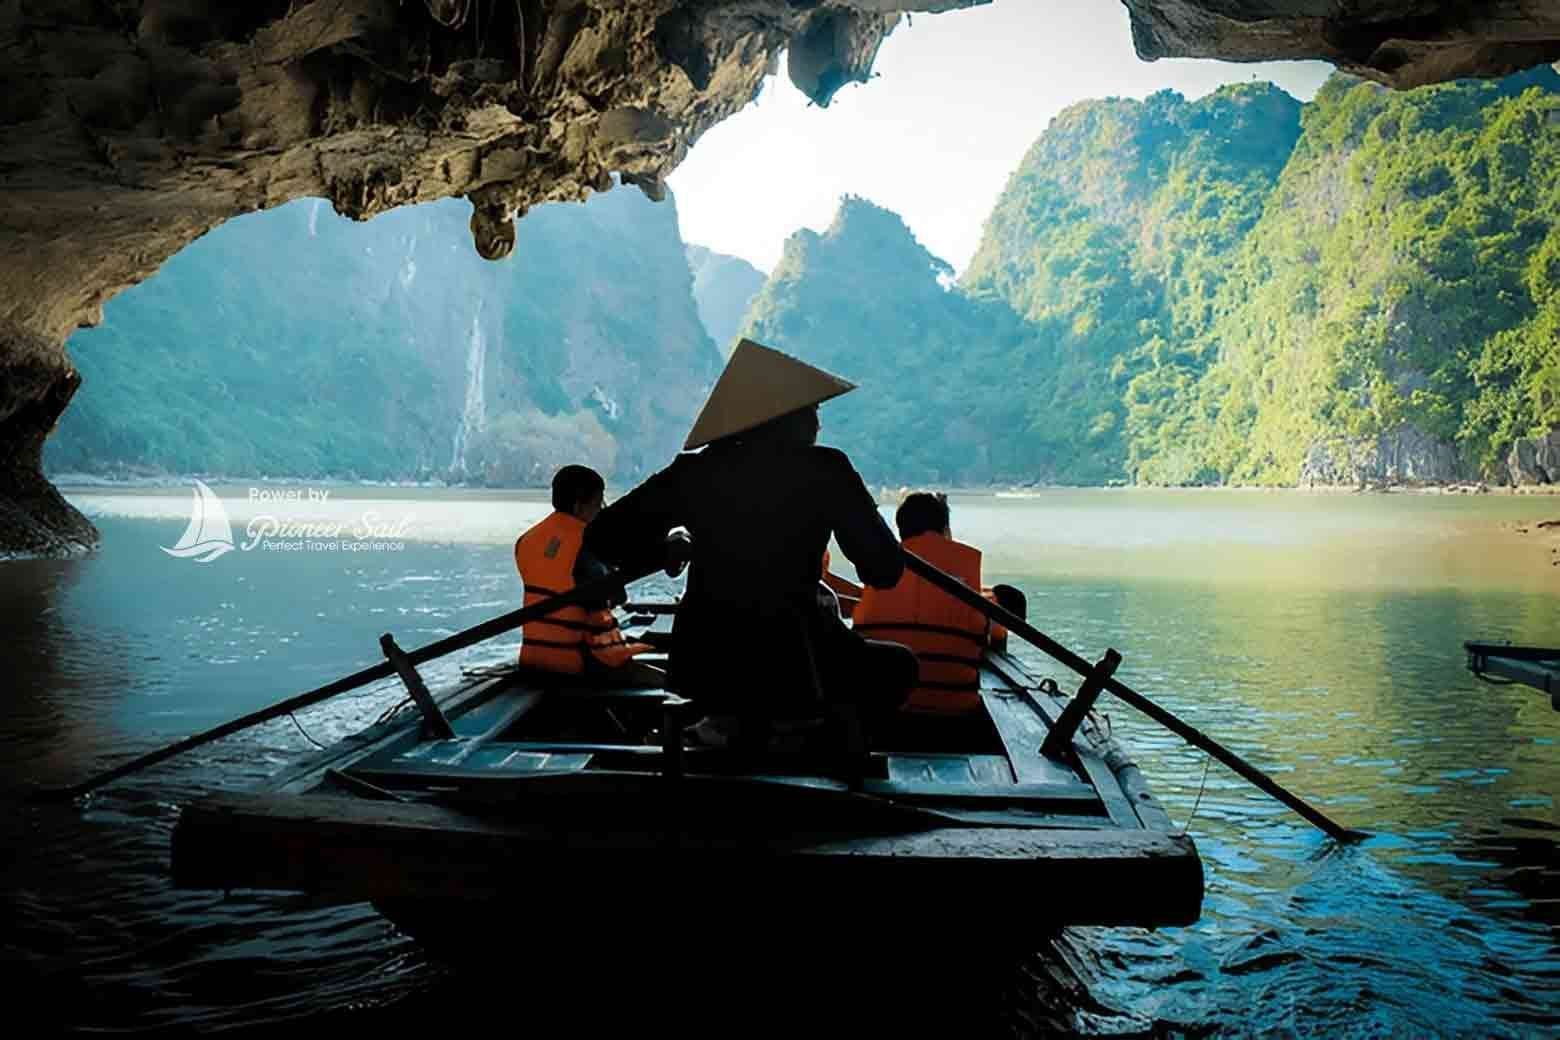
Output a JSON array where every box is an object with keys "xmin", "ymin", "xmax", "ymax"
[{"xmin": 3, "ymin": 488, "xmax": 1557, "ymax": 1033}]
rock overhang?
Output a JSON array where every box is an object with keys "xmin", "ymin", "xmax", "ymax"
[{"xmin": 1, "ymin": 0, "xmax": 1558, "ymax": 554}]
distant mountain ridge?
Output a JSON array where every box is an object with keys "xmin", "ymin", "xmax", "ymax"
[
  {"xmin": 741, "ymin": 196, "xmax": 1051, "ymax": 486},
  {"xmin": 685, "ymin": 245, "xmax": 766, "ymax": 357}
]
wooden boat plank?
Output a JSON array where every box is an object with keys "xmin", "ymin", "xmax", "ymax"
[
  {"xmin": 351, "ymin": 751, "xmax": 595, "ymax": 781},
  {"xmin": 172, "ymin": 791, "xmax": 1203, "ymax": 927},
  {"xmin": 1100, "ymin": 742, "xmax": 1178, "ymax": 833},
  {"xmin": 992, "ymin": 654, "xmax": 1154, "ymax": 835},
  {"xmin": 1063, "ymin": 735, "xmax": 1143, "ymax": 828},
  {"xmin": 266, "ymin": 672, "xmax": 513, "ymax": 794},
  {"xmin": 861, "ymin": 779, "xmax": 1102, "ymax": 804},
  {"xmin": 357, "ymin": 691, "xmax": 543, "ymax": 771},
  {"xmin": 1015, "ymin": 662, "xmax": 1164, "ymax": 831},
  {"xmin": 884, "ymin": 753, "xmax": 1015, "ymax": 786},
  {"xmin": 980, "ymin": 688, "xmax": 1089, "ymax": 789}
]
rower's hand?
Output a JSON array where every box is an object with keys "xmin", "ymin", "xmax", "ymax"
[{"xmin": 664, "ymin": 530, "xmax": 692, "ymax": 578}]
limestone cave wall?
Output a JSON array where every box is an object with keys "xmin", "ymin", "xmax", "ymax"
[{"xmin": 2, "ymin": 0, "xmax": 1558, "ymax": 554}]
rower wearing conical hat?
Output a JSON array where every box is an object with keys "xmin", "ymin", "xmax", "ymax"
[
  {"xmin": 585, "ymin": 339, "xmax": 914, "ymax": 742},
  {"xmin": 680, "ymin": 338, "xmax": 856, "ymax": 449}
]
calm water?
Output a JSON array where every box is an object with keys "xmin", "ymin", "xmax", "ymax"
[{"xmin": 3, "ymin": 486, "xmax": 1557, "ymax": 1035}]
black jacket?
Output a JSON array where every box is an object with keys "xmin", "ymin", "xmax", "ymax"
[{"xmin": 584, "ymin": 440, "xmax": 902, "ymax": 712}]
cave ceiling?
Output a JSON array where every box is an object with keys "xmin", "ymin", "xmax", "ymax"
[
  {"xmin": 1, "ymin": 0, "xmax": 1558, "ymax": 553},
  {"xmin": 3, "ymin": 0, "xmax": 1558, "ymax": 346}
]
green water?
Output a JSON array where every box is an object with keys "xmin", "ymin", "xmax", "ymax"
[{"xmin": 4, "ymin": 485, "xmax": 1556, "ymax": 1034}]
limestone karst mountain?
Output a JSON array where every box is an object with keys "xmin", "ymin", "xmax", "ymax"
[
  {"xmin": 686, "ymin": 246, "xmax": 767, "ymax": 358},
  {"xmin": 48, "ymin": 187, "xmax": 720, "ymax": 486},
  {"xmin": 744, "ymin": 72, "xmax": 1560, "ymax": 487}
]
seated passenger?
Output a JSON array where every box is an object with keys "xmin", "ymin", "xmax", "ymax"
[
  {"xmin": 852, "ymin": 492, "xmax": 1001, "ymax": 748},
  {"xmin": 582, "ymin": 340, "xmax": 913, "ymax": 748},
  {"xmin": 515, "ymin": 465, "xmax": 653, "ymax": 675}
]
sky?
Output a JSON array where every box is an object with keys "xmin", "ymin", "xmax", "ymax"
[{"xmin": 666, "ymin": 0, "xmax": 1333, "ymax": 276}]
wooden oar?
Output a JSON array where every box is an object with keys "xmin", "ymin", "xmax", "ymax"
[
  {"xmin": 33, "ymin": 564, "xmax": 658, "ymax": 802},
  {"xmin": 900, "ymin": 548, "xmax": 1367, "ymax": 844}
]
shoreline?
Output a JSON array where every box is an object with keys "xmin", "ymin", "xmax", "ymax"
[{"xmin": 51, "ymin": 472, "xmax": 1560, "ymax": 498}]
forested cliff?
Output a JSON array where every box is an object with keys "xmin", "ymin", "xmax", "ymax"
[
  {"xmin": 48, "ymin": 187, "xmax": 721, "ymax": 485},
  {"xmin": 746, "ymin": 70, "xmax": 1560, "ymax": 487}
]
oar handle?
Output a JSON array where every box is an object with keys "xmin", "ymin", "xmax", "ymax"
[
  {"xmin": 35, "ymin": 564, "xmax": 659, "ymax": 803},
  {"xmin": 899, "ymin": 548, "xmax": 1366, "ymax": 844}
]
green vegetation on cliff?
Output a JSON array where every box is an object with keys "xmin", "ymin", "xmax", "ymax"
[
  {"xmin": 744, "ymin": 84, "xmax": 1308, "ymax": 485},
  {"xmin": 740, "ymin": 198, "xmax": 1064, "ymax": 485},
  {"xmin": 961, "ymin": 81, "xmax": 1304, "ymax": 484},
  {"xmin": 745, "ymin": 72, "xmax": 1559, "ymax": 486},
  {"xmin": 48, "ymin": 188, "xmax": 720, "ymax": 484},
  {"xmin": 1189, "ymin": 70, "xmax": 1560, "ymax": 484}
]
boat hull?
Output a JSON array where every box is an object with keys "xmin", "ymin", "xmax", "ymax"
[
  {"xmin": 171, "ymin": 649, "xmax": 1204, "ymax": 940},
  {"xmin": 173, "ymin": 789, "xmax": 1202, "ymax": 932}
]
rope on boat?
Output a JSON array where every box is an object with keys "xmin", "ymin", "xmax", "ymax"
[
  {"xmin": 1180, "ymin": 752, "xmax": 1213, "ymax": 836},
  {"xmin": 287, "ymin": 712, "xmax": 328, "ymax": 750},
  {"xmin": 370, "ymin": 663, "xmax": 511, "ymax": 728},
  {"xmin": 375, "ymin": 697, "xmax": 414, "ymax": 725}
]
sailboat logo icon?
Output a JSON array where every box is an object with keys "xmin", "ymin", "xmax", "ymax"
[{"xmin": 161, "ymin": 480, "xmax": 236, "ymax": 563}]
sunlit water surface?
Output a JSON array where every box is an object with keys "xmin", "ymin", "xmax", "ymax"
[{"xmin": 4, "ymin": 486, "xmax": 1557, "ymax": 1034}]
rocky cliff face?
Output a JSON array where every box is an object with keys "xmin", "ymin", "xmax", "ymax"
[
  {"xmin": 686, "ymin": 244, "xmax": 766, "ymax": 356},
  {"xmin": 740, "ymin": 196, "xmax": 1061, "ymax": 485},
  {"xmin": 740, "ymin": 71, "xmax": 1560, "ymax": 490},
  {"xmin": 1123, "ymin": 1, "xmax": 1560, "ymax": 90},
  {"xmin": 5, "ymin": 0, "xmax": 1560, "ymax": 554},
  {"xmin": 1190, "ymin": 69, "xmax": 1560, "ymax": 486},
  {"xmin": 1509, "ymin": 430, "xmax": 1560, "ymax": 485},
  {"xmin": 48, "ymin": 185, "xmax": 719, "ymax": 486},
  {"xmin": 1298, "ymin": 425, "xmax": 1469, "ymax": 487},
  {"xmin": 961, "ymin": 83, "xmax": 1305, "ymax": 485}
]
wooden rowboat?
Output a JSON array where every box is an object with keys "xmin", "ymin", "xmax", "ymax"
[{"xmin": 171, "ymin": 640, "xmax": 1203, "ymax": 949}]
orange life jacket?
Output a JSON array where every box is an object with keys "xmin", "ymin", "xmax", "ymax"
[
  {"xmin": 853, "ymin": 532, "xmax": 989, "ymax": 715},
  {"xmin": 514, "ymin": 511, "xmax": 647, "ymax": 674}
]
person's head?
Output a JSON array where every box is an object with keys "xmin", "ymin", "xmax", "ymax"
[
  {"xmin": 552, "ymin": 465, "xmax": 605, "ymax": 523},
  {"xmin": 896, "ymin": 491, "xmax": 951, "ymax": 540},
  {"xmin": 740, "ymin": 404, "xmax": 820, "ymax": 449},
  {"xmin": 991, "ymin": 584, "xmax": 1027, "ymax": 621}
]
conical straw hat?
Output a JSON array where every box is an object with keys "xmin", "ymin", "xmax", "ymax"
[{"xmin": 684, "ymin": 339, "xmax": 856, "ymax": 449}]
